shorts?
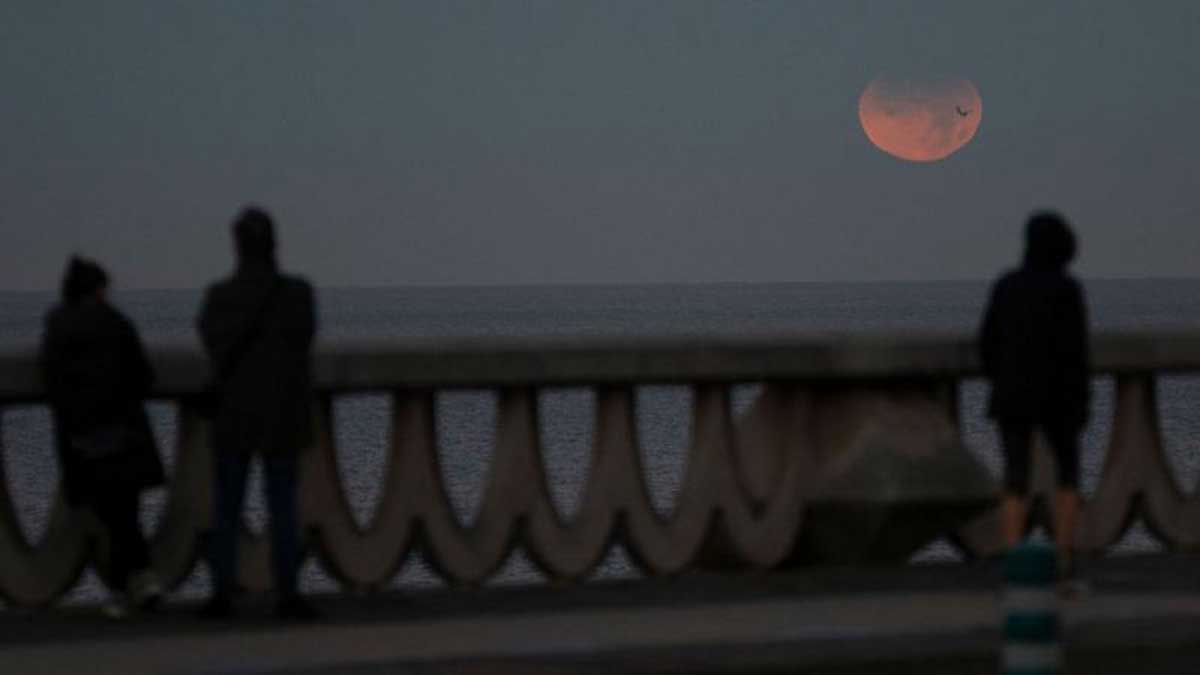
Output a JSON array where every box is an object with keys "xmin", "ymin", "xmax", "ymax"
[{"xmin": 1000, "ymin": 420, "xmax": 1080, "ymax": 494}]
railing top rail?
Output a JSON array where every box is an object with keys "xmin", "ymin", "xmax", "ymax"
[{"xmin": 3, "ymin": 330, "xmax": 1200, "ymax": 401}]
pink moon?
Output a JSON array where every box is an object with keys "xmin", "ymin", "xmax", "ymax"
[{"xmin": 858, "ymin": 76, "xmax": 983, "ymax": 162}]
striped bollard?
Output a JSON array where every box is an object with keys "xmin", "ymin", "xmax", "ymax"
[{"xmin": 1003, "ymin": 538, "xmax": 1061, "ymax": 674}]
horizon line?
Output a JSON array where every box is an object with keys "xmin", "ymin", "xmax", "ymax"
[{"xmin": 3, "ymin": 275, "xmax": 1200, "ymax": 295}]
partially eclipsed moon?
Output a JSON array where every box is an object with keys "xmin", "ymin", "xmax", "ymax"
[{"xmin": 858, "ymin": 76, "xmax": 982, "ymax": 162}]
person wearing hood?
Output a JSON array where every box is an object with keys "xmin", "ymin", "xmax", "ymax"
[
  {"xmin": 40, "ymin": 257, "xmax": 165, "ymax": 618},
  {"xmin": 980, "ymin": 211, "xmax": 1090, "ymax": 581},
  {"xmin": 197, "ymin": 207, "xmax": 317, "ymax": 620}
]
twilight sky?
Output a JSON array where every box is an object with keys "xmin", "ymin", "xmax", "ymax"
[{"xmin": 2, "ymin": 1, "xmax": 1197, "ymax": 290}]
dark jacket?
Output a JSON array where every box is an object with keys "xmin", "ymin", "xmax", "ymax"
[
  {"xmin": 40, "ymin": 299, "xmax": 164, "ymax": 505},
  {"xmin": 197, "ymin": 262, "xmax": 316, "ymax": 455},
  {"xmin": 980, "ymin": 240, "xmax": 1090, "ymax": 428}
]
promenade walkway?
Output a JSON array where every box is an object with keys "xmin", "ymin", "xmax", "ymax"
[{"xmin": 4, "ymin": 554, "xmax": 1200, "ymax": 674}]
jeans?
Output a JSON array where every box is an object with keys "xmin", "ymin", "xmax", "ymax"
[{"xmin": 210, "ymin": 450, "xmax": 300, "ymax": 599}]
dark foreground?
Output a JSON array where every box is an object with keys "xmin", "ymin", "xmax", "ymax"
[{"xmin": 3, "ymin": 554, "xmax": 1200, "ymax": 675}]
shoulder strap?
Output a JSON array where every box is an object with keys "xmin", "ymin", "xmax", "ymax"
[{"xmin": 217, "ymin": 277, "xmax": 283, "ymax": 380}]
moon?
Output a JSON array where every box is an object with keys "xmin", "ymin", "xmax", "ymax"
[{"xmin": 858, "ymin": 76, "xmax": 982, "ymax": 162}]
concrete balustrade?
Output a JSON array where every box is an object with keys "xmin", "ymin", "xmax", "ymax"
[{"xmin": 2, "ymin": 331, "xmax": 1200, "ymax": 607}]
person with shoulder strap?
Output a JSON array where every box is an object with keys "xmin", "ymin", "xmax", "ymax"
[{"xmin": 197, "ymin": 207, "xmax": 318, "ymax": 620}]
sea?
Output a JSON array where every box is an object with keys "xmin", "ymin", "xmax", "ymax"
[{"xmin": 2, "ymin": 280, "xmax": 1200, "ymax": 603}]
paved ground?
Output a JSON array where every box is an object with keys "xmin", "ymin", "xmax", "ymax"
[{"xmin": 3, "ymin": 554, "xmax": 1200, "ymax": 674}]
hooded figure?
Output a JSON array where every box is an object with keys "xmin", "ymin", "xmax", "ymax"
[
  {"xmin": 198, "ymin": 207, "xmax": 315, "ymax": 457},
  {"xmin": 40, "ymin": 256, "xmax": 165, "ymax": 615},
  {"xmin": 979, "ymin": 211, "xmax": 1090, "ymax": 583},
  {"xmin": 43, "ymin": 257, "xmax": 164, "ymax": 499},
  {"xmin": 981, "ymin": 212, "xmax": 1089, "ymax": 426},
  {"xmin": 196, "ymin": 207, "xmax": 317, "ymax": 620}
]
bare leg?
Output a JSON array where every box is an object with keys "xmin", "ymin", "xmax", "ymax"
[
  {"xmin": 1054, "ymin": 489, "xmax": 1080, "ymax": 567},
  {"xmin": 998, "ymin": 422, "xmax": 1033, "ymax": 551},
  {"xmin": 1001, "ymin": 494, "xmax": 1028, "ymax": 549}
]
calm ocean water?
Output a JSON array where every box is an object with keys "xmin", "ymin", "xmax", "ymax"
[{"xmin": 3, "ymin": 280, "xmax": 1200, "ymax": 601}]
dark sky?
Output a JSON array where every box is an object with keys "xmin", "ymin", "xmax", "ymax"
[{"xmin": 3, "ymin": 1, "xmax": 1197, "ymax": 290}]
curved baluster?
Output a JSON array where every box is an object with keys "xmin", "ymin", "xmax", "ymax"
[
  {"xmin": 529, "ymin": 382, "xmax": 812, "ymax": 579},
  {"xmin": 301, "ymin": 393, "xmax": 419, "ymax": 588},
  {"xmin": 526, "ymin": 386, "xmax": 653, "ymax": 578},
  {"xmin": 1109, "ymin": 375, "xmax": 1200, "ymax": 549},
  {"xmin": 946, "ymin": 378, "xmax": 1004, "ymax": 559},
  {"xmin": 416, "ymin": 387, "xmax": 549, "ymax": 583},
  {"xmin": 622, "ymin": 383, "xmax": 804, "ymax": 574},
  {"xmin": 610, "ymin": 385, "xmax": 724, "ymax": 574},
  {"xmin": 147, "ymin": 404, "xmax": 213, "ymax": 589},
  {"xmin": 715, "ymin": 384, "xmax": 813, "ymax": 568},
  {"xmin": 515, "ymin": 390, "xmax": 612, "ymax": 580},
  {"xmin": 463, "ymin": 383, "xmax": 774, "ymax": 581},
  {"xmin": 1076, "ymin": 375, "xmax": 1154, "ymax": 550},
  {"xmin": 0, "ymin": 408, "xmax": 90, "ymax": 606},
  {"xmin": 526, "ymin": 383, "xmax": 715, "ymax": 579},
  {"xmin": 599, "ymin": 383, "xmax": 810, "ymax": 574},
  {"xmin": 733, "ymin": 384, "xmax": 791, "ymax": 505}
]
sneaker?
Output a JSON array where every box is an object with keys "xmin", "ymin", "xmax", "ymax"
[
  {"xmin": 130, "ymin": 570, "xmax": 164, "ymax": 610},
  {"xmin": 101, "ymin": 597, "xmax": 130, "ymax": 620}
]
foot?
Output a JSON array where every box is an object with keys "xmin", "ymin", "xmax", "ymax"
[
  {"xmin": 199, "ymin": 594, "xmax": 235, "ymax": 620},
  {"xmin": 275, "ymin": 596, "xmax": 319, "ymax": 621},
  {"xmin": 101, "ymin": 597, "xmax": 130, "ymax": 620},
  {"xmin": 1057, "ymin": 554, "xmax": 1089, "ymax": 599},
  {"xmin": 130, "ymin": 570, "xmax": 164, "ymax": 610}
]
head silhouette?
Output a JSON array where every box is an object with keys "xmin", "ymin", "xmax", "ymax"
[
  {"xmin": 233, "ymin": 206, "xmax": 276, "ymax": 264},
  {"xmin": 1023, "ymin": 211, "xmax": 1076, "ymax": 271},
  {"xmin": 61, "ymin": 256, "xmax": 109, "ymax": 304}
]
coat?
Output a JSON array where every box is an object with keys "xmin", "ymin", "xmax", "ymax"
[
  {"xmin": 980, "ymin": 262, "xmax": 1090, "ymax": 429},
  {"xmin": 40, "ymin": 299, "xmax": 165, "ymax": 505},
  {"xmin": 197, "ymin": 262, "xmax": 316, "ymax": 455}
]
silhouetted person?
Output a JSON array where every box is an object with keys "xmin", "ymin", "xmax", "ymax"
[
  {"xmin": 40, "ymin": 257, "xmax": 165, "ymax": 618},
  {"xmin": 980, "ymin": 211, "xmax": 1089, "ymax": 580},
  {"xmin": 198, "ymin": 207, "xmax": 317, "ymax": 620}
]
